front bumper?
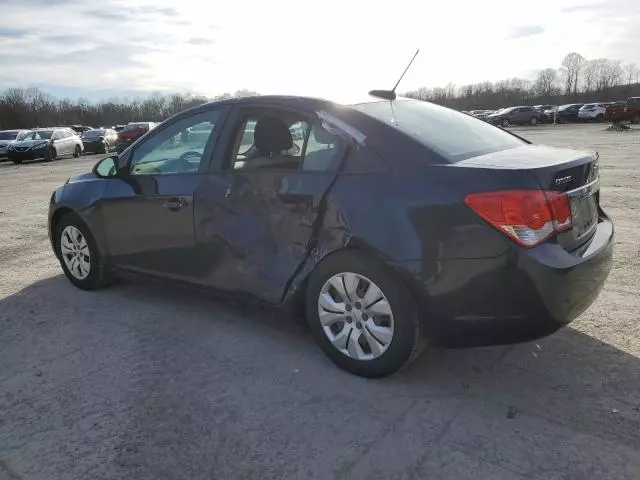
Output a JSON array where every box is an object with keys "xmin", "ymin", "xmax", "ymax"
[
  {"xmin": 398, "ymin": 215, "xmax": 614, "ymax": 347},
  {"xmin": 7, "ymin": 147, "xmax": 48, "ymax": 161}
]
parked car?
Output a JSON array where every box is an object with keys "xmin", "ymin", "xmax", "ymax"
[
  {"xmin": 547, "ymin": 104, "xmax": 583, "ymax": 123},
  {"xmin": 486, "ymin": 106, "xmax": 540, "ymax": 126},
  {"xmin": 47, "ymin": 94, "xmax": 613, "ymax": 378},
  {"xmin": 0, "ymin": 129, "xmax": 30, "ymax": 160},
  {"xmin": 81, "ymin": 128, "xmax": 119, "ymax": 154},
  {"xmin": 578, "ymin": 103, "xmax": 606, "ymax": 122},
  {"xmin": 604, "ymin": 97, "xmax": 640, "ymax": 124},
  {"xmin": 469, "ymin": 110, "xmax": 494, "ymax": 121},
  {"xmin": 8, "ymin": 128, "xmax": 83, "ymax": 164},
  {"xmin": 116, "ymin": 121, "xmax": 158, "ymax": 152},
  {"xmin": 114, "ymin": 125, "xmax": 126, "ymax": 132}
]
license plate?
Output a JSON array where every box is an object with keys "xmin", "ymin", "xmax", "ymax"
[{"xmin": 571, "ymin": 194, "xmax": 598, "ymax": 238}]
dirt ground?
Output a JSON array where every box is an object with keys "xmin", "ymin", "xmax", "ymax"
[{"xmin": 1, "ymin": 124, "xmax": 639, "ymax": 480}]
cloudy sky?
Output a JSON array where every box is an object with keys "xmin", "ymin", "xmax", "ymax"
[{"xmin": 1, "ymin": 0, "xmax": 639, "ymax": 101}]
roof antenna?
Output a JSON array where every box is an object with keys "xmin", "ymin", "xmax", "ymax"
[{"xmin": 369, "ymin": 49, "xmax": 420, "ymax": 101}]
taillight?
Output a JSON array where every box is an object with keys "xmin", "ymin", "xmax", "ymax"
[{"xmin": 464, "ymin": 190, "xmax": 572, "ymax": 248}]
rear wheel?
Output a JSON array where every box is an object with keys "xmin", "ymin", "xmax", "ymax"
[
  {"xmin": 632, "ymin": 115, "xmax": 640, "ymax": 125},
  {"xmin": 55, "ymin": 213, "xmax": 110, "ymax": 290},
  {"xmin": 501, "ymin": 118, "xmax": 510, "ymax": 127},
  {"xmin": 305, "ymin": 251, "xmax": 425, "ymax": 378},
  {"xmin": 530, "ymin": 117, "xmax": 537, "ymax": 125},
  {"xmin": 596, "ymin": 114, "xmax": 604, "ymax": 122},
  {"xmin": 73, "ymin": 145, "xmax": 81, "ymax": 157}
]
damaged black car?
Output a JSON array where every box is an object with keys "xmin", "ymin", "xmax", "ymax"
[{"xmin": 48, "ymin": 94, "xmax": 613, "ymax": 377}]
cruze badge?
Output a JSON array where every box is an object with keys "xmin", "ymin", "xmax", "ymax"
[{"xmin": 555, "ymin": 175, "xmax": 572, "ymax": 186}]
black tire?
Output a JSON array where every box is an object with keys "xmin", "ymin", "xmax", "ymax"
[
  {"xmin": 305, "ymin": 251, "xmax": 425, "ymax": 378},
  {"xmin": 501, "ymin": 118, "xmax": 510, "ymax": 127},
  {"xmin": 73, "ymin": 145, "xmax": 81, "ymax": 157},
  {"xmin": 55, "ymin": 212, "xmax": 111, "ymax": 290},
  {"xmin": 596, "ymin": 114, "xmax": 604, "ymax": 122},
  {"xmin": 46, "ymin": 147, "xmax": 57, "ymax": 161},
  {"xmin": 11, "ymin": 159, "xmax": 22, "ymax": 165}
]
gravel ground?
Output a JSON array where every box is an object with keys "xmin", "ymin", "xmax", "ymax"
[{"xmin": 1, "ymin": 125, "xmax": 639, "ymax": 480}]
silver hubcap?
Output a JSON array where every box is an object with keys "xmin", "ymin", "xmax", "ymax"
[
  {"xmin": 60, "ymin": 226, "xmax": 91, "ymax": 280},
  {"xmin": 318, "ymin": 272, "xmax": 394, "ymax": 361}
]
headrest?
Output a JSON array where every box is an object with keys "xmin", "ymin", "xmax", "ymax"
[{"xmin": 254, "ymin": 116, "xmax": 293, "ymax": 154}]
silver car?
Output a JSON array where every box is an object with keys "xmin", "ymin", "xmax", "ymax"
[
  {"xmin": 7, "ymin": 127, "xmax": 84, "ymax": 164},
  {"xmin": 0, "ymin": 129, "xmax": 30, "ymax": 160}
]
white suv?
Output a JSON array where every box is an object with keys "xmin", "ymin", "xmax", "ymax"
[{"xmin": 578, "ymin": 103, "xmax": 606, "ymax": 122}]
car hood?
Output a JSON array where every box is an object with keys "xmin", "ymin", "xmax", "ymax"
[
  {"xmin": 11, "ymin": 139, "xmax": 50, "ymax": 147},
  {"xmin": 67, "ymin": 172, "xmax": 96, "ymax": 184}
]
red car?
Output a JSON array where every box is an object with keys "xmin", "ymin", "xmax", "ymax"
[
  {"xmin": 116, "ymin": 122, "xmax": 158, "ymax": 152},
  {"xmin": 604, "ymin": 97, "xmax": 640, "ymax": 124}
]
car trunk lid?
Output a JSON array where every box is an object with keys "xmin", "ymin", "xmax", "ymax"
[{"xmin": 456, "ymin": 145, "xmax": 600, "ymax": 252}]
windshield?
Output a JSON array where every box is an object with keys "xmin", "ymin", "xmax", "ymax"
[
  {"xmin": 21, "ymin": 130, "xmax": 53, "ymax": 140},
  {"xmin": 559, "ymin": 104, "xmax": 578, "ymax": 111},
  {"xmin": 355, "ymin": 99, "xmax": 524, "ymax": 162},
  {"xmin": 0, "ymin": 131, "xmax": 19, "ymax": 140},
  {"xmin": 85, "ymin": 129, "xmax": 105, "ymax": 137}
]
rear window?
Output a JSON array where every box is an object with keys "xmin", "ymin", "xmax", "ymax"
[
  {"xmin": 354, "ymin": 99, "xmax": 523, "ymax": 162},
  {"xmin": 85, "ymin": 129, "xmax": 105, "ymax": 137}
]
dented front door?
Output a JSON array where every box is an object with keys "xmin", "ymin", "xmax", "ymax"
[{"xmin": 192, "ymin": 170, "xmax": 336, "ymax": 303}]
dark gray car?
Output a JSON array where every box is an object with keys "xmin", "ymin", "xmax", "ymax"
[{"xmin": 486, "ymin": 106, "xmax": 540, "ymax": 127}]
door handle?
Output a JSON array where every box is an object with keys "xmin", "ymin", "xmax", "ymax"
[{"xmin": 162, "ymin": 197, "xmax": 188, "ymax": 211}]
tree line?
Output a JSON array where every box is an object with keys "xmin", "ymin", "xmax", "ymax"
[
  {"xmin": 0, "ymin": 89, "xmax": 258, "ymax": 130},
  {"xmin": 404, "ymin": 52, "xmax": 640, "ymax": 110}
]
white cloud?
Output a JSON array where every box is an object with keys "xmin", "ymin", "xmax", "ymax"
[{"xmin": 1, "ymin": 0, "xmax": 639, "ymax": 100}]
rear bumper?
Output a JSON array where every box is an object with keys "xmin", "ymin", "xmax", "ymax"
[{"xmin": 397, "ymin": 215, "xmax": 614, "ymax": 347}]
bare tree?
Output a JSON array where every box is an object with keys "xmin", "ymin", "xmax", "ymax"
[
  {"xmin": 624, "ymin": 63, "xmax": 637, "ymax": 86},
  {"xmin": 535, "ymin": 68, "xmax": 557, "ymax": 98},
  {"xmin": 561, "ymin": 52, "xmax": 586, "ymax": 96}
]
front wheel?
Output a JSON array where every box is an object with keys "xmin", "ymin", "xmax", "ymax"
[
  {"xmin": 73, "ymin": 145, "xmax": 81, "ymax": 157},
  {"xmin": 55, "ymin": 213, "xmax": 110, "ymax": 290},
  {"xmin": 46, "ymin": 147, "xmax": 57, "ymax": 161},
  {"xmin": 596, "ymin": 114, "xmax": 604, "ymax": 122},
  {"xmin": 530, "ymin": 117, "xmax": 538, "ymax": 125},
  {"xmin": 305, "ymin": 251, "xmax": 425, "ymax": 378},
  {"xmin": 501, "ymin": 118, "xmax": 510, "ymax": 127}
]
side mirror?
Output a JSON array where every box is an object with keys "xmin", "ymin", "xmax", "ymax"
[{"xmin": 93, "ymin": 155, "xmax": 119, "ymax": 178}]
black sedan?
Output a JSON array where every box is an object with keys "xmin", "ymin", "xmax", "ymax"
[
  {"xmin": 81, "ymin": 128, "xmax": 118, "ymax": 153},
  {"xmin": 47, "ymin": 95, "xmax": 613, "ymax": 377},
  {"xmin": 547, "ymin": 104, "xmax": 584, "ymax": 123}
]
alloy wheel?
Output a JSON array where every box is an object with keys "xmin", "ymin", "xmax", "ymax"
[
  {"xmin": 318, "ymin": 272, "xmax": 394, "ymax": 361},
  {"xmin": 60, "ymin": 225, "xmax": 91, "ymax": 280}
]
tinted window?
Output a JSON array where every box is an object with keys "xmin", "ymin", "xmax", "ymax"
[
  {"xmin": 302, "ymin": 120, "xmax": 344, "ymax": 171},
  {"xmin": 130, "ymin": 109, "xmax": 221, "ymax": 175},
  {"xmin": 85, "ymin": 129, "xmax": 106, "ymax": 137},
  {"xmin": 355, "ymin": 99, "xmax": 524, "ymax": 162},
  {"xmin": 0, "ymin": 131, "xmax": 18, "ymax": 140}
]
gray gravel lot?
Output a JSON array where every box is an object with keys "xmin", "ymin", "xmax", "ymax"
[{"xmin": 1, "ymin": 124, "xmax": 639, "ymax": 480}]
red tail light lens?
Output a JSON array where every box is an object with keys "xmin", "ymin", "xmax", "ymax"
[{"xmin": 465, "ymin": 190, "xmax": 572, "ymax": 247}]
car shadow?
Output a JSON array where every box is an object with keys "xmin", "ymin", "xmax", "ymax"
[{"xmin": 1, "ymin": 275, "xmax": 639, "ymax": 478}]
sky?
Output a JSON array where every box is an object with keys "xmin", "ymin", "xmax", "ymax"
[{"xmin": 1, "ymin": 0, "xmax": 639, "ymax": 102}]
